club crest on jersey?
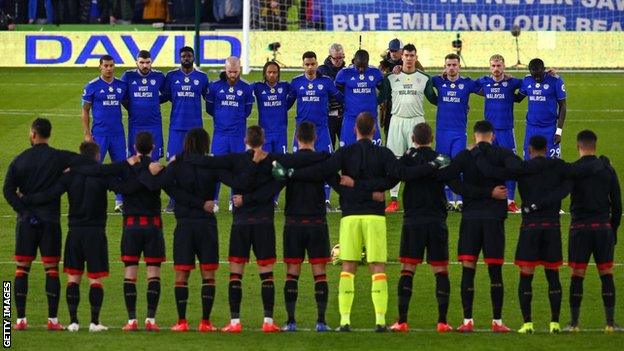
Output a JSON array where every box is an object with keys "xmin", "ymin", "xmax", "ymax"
[
  {"xmin": 502, "ymin": 81, "xmax": 508, "ymax": 87},
  {"xmin": 369, "ymin": 75, "xmax": 374, "ymax": 81},
  {"xmin": 228, "ymin": 87, "xmax": 234, "ymax": 93},
  {"xmin": 151, "ymin": 79, "xmax": 156, "ymax": 86},
  {"xmin": 535, "ymin": 83, "xmax": 541, "ymax": 88},
  {"xmin": 458, "ymin": 83, "xmax": 464, "ymax": 90},
  {"xmin": 318, "ymin": 84, "xmax": 324, "ymax": 90},
  {"xmin": 543, "ymin": 84, "xmax": 549, "ymax": 90},
  {"xmin": 277, "ymin": 87, "xmax": 283, "ymax": 94},
  {"xmin": 359, "ymin": 74, "xmax": 364, "ymax": 80},
  {"xmin": 450, "ymin": 83, "xmax": 456, "ymax": 88},
  {"xmin": 307, "ymin": 83, "xmax": 313, "ymax": 89},
  {"xmin": 116, "ymin": 88, "xmax": 122, "ymax": 93},
  {"xmin": 108, "ymin": 86, "xmax": 114, "ymax": 92},
  {"xmin": 142, "ymin": 78, "xmax": 147, "ymax": 84},
  {"xmin": 237, "ymin": 90, "xmax": 243, "ymax": 96},
  {"xmin": 194, "ymin": 79, "xmax": 199, "ymax": 86}
]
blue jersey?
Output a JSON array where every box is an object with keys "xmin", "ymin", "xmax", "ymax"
[
  {"xmin": 432, "ymin": 76, "xmax": 480, "ymax": 131},
  {"xmin": 120, "ymin": 69, "xmax": 166, "ymax": 129},
  {"xmin": 82, "ymin": 77, "xmax": 127, "ymax": 136},
  {"xmin": 519, "ymin": 74, "xmax": 566, "ymax": 127},
  {"xmin": 335, "ymin": 66, "xmax": 384, "ymax": 120},
  {"xmin": 206, "ymin": 79, "xmax": 254, "ymax": 137},
  {"xmin": 289, "ymin": 74, "xmax": 343, "ymax": 127},
  {"xmin": 478, "ymin": 76, "xmax": 522, "ymax": 130},
  {"xmin": 163, "ymin": 68, "xmax": 209, "ymax": 131},
  {"xmin": 253, "ymin": 81, "xmax": 292, "ymax": 135}
]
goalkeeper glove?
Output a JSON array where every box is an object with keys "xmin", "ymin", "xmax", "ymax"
[
  {"xmin": 430, "ymin": 154, "xmax": 451, "ymax": 169},
  {"xmin": 272, "ymin": 161, "xmax": 294, "ymax": 180},
  {"xmin": 522, "ymin": 203, "xmax": 538, "ymax": 214}
]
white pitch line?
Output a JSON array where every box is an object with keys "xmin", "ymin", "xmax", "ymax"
[{"xmin": 9, "ymin": 324, "xmax": 618, "ymax": 333}]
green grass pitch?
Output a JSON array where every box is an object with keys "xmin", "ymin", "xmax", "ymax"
[{"xmin": 0, "ymin": 68, "xmax": 623, "ymax": 350}]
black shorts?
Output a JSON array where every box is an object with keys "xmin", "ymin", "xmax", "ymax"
[
  {"xmin": 514, "ymin": 222, "xmax": 562, "ymax": 268},
  {"xmin": 121, "ymin": 216, "xmax": 166, "ymax": 264},
  {"xmin": 458, "ymin": 219, "xmax": 505, "ymax": 265},
  {"xmin": 64, "ymin": 226, "xmax": 109, "ymax": 279},
  {"xmin": 14, "ymin": 219, "xmax": 61, "ymax": 264},
  {"xmin": 229, "ymin": 222, "xmax": 276, "ymax": 266},
  {"xmin": 568, "ymin": 222, "xmax": 615, "ymax": 270},
  {"xmin": 283, "ymin": 220, "xmax": 331, "ymax": 264},
  {"xmin": 173, "ymin": 219, "xmax": 219, "ymax": 271},
  {"xmin": 400, "ymin": 220, "xmax": 449, "ymax": 266}
]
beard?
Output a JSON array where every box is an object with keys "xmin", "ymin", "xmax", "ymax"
[{"xmin": 181, "ymin": 61, "xmax": 193, "ymax": 69}]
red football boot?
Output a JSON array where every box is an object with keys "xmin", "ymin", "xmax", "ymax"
[
  {"xmin": 389, "ymin": 321, "xmax": 409, "ymax": 332},
  {"xmin": 198, "ymin": 320, "xmax": 217, "ymax": 332},
  {"xmin": 437, "ymin": 322, "xmax": 453, "ymax": 333},
  {"xmin": 457, "ymin": 320, "xmax": 474, "ymax": 333},
  {"xmin": 221, "ymin": 322, "xmax": 242, "ymax": 333},
  {"xmin": 170, "ymin": 319, "xmax": 189, "ymax": 332}
]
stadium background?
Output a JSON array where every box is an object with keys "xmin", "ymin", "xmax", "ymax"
[{"xmin": 0, "ymin": 0, "xmax": 623, "ymax": 349}]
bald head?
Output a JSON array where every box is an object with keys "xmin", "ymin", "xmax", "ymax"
[{"xmin": 224, "ymin": 56, "xmax": 241, "ymax": 84}]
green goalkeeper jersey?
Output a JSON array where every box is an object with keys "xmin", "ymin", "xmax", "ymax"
[{"xmin": 378, "ymin": 70, "xmax": 437, "ymax": 119}]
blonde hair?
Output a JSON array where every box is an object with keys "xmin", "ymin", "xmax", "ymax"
[{"xmin": 489, "ymin": 54, "xmax": 505, "ymax": 63}]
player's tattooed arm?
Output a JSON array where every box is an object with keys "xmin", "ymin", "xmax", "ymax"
[
  {"xmin": 554, "ymin": 99, "xmax": 567, "ymax": 144},
  {"xmin": 81, "ymin": 102, "xmax": 93, "ymax": 142}
]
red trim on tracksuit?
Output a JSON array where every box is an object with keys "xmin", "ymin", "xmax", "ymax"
[
  {"xmin": 87, "ymin": 271, "xmax": 109, "ymax": 279},
  {"xmin": 308, "ymin": 257, "xmax": 331, "ymax": 264},
  {"xmin": 256, "ymin": 258, "xmax": 277, "ymax": 266},
  {"xmin": 399, "ymin": 257, "xmax": 423, "ymax": 265},
  {"xmin": 228, "ymin": 256, "xmax": 249, "ymax": 264},
  {"xmin": 458, "ymin": 254, "xmax": 477, "ymax": 262}
]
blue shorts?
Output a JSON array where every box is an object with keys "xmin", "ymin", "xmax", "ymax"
[
  {"xmin": 435, "ymin": 130, "xmax": 466, "ymax": 158},
  {"xmin": 340, "ymin": 117, "xmax": 382, "ymax": 147},
  {"xmin": 93, "ymin": 134, "xmax": 127, "ymax": 162},
  {"xmin": 263, "ymin": 132, "xmax": 288, "ymax": 154},
  {"xmin": 524, "ymin": 125, "xmax": 560, "ymax": 160},
  {"xmin": 167, "ymin": 129, "xmax": 189, "ymax": 160},
  {"xmin": 212, "ymin": 134, "xmax": 246, "ymax": 155},
  {"xmin": 492, "ymin": 128, "xmax": 517, "ymax": 153},
  {"xmin": 128, "ymin": 126, "xmax": 164, "ymax": 160},
  {"xmin": 294, "ymin": 124, "xmax": 333, "ymax": 153}
]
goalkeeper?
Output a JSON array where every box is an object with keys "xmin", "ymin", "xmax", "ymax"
[
  {"xmin": 341, "ymin": 122, "xmax": 496, "ymax": 333},
  {"xmin": 274, "ymin": 113, "xmax": 447, "ymax": 332}
]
